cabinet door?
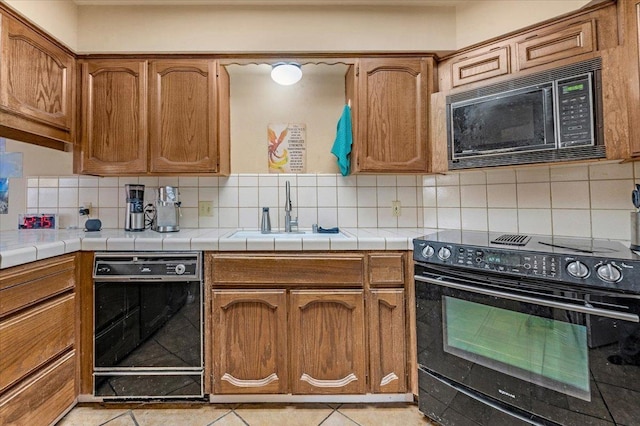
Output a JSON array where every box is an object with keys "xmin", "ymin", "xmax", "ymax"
[
  {"xmin": 0, "ymin": 293, "xmax": 75, "ymax": 392},
  {"xmin": 0, "ymin": 350, "xmax": 76, "ymax": 426},
  {"xmin": 0, "ymin": 12, "xmax": 74, "ymax": 144},
  {"xmin": 79, "ymin": 60, "xmax": 148, "ymax": 175},
  {"xmin": 626, "ymin": 0, "xmax": 640, "ymax": 158},
  {"xmin": 290, "ymin": 290, "xmax": 366, "ymax": 394},
  {"xmin": 354, "ymin": 58, "xmax": 431, "ymax": 173},
  {"xmin": 369, "ymin": 289, "xmax": 406, "ymax": 393},
  {"xmin": 515, "ymin": 20, "xmax": 595, "ymax": 71},
  {"xmin": 212, "ymin": 290, "xmax": 287, "ymax": 394},
  {"xmin": 149, "ymin": 60, "xmax": 219, "ymax": 173},
  {"xmin": 451, "ymin": 46, "xmax": 510, "ymax": 88}
]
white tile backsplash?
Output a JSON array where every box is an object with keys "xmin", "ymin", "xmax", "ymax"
[
  {"xmin": 460, "ymin": 186, "xmax": 487, "ymax": 208},
  {"xmin": 486, "ymin": 168, "xmax": 516, "ymax": 184},
  {"xmin": 518, "ymin": 209, "xmax": 552, "ymax": 235},
  {"xmin": 22, "ymin": 161, "xmax": 637, "ymax": 241},
  {"xmin": 487, "ymin": 184, "xmax": 517, "ymax": 208},
  {"xmin": 516, "ymin": 167, "xmax": 549, "ymax": 183},
  {"xmin": 436, "ymin": 186, "xmax": 460, "ymax": 208},
  {"xmin": 589, "ymin": 162, "xmax": 634, "ymax": 180},
  {"xmin": 487, "ymin": 208, "xmax": 518, "ymax": 233},
  {"xmin": 552, "ymin": 209, "xmax": 592, "ymax": 237},
  {"xmin": 551, "ymin": 181, "xmax": 591, "ymax": 209},
  {"xmin": 589, "ymin": 180, "xmax": 634, "ymax": 209},
  {"xmin": 516, "ymin": 183, "xmax": 550, "ymax": 209}
]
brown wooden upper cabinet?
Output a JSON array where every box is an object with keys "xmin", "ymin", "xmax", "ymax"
[
  {"xmin": 0, "ymin": 9, "xmax": 75, "ymax": 150},
  {"xmin": 622, "ymin": 0, "xmax": 640, "ymax": 159},
  {"xmin": 439, "ymin": 1, "xmax": 618, "ymax": 92},
  {"xmin": 78, "ymin": 59, "xmax": 148, "ymax": 175},
  {"xmin": 77, "ymin": 58, "xmax": 230, "ymax": 176},
  {"xmin": 348, "ymin": 57, "xmax": 434, "ymax": 173}
]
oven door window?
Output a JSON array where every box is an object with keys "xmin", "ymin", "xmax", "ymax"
[
  {"xmin": 451, "ymin": 83, "xmax": 555, "ymax": 159},
  {"xmin": 443, "ymin": 296, "xmax": 590, "ymax": 401}
]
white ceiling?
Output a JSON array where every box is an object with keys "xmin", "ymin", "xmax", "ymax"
[{"xmin": 72, "ymin": 0, "xmax": 471, "ymax": 6}]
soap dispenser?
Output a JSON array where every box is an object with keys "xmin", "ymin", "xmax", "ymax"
[{"xmin": 261, "ymin": 207, "xmax": 272, "ymax": 233}]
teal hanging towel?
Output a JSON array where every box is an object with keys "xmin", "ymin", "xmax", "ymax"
[{"xmin": 331, "ymin": 104, "xmax": 353, "ymax": 176}]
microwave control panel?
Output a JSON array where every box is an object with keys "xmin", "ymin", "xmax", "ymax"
[{"xmin": 557, "ymin": 75, "xmax": 593, "ymax": 148}]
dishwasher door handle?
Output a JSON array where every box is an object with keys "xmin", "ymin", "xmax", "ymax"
[{"xmin": 415, "ymin": 275, "xmax": 640, "ymax": 323}]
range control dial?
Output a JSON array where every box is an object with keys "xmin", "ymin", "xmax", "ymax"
[
  {"xmin": 596, "ymin": 263, "xmax": 622, "ymax": 283},
  {"xmin": 438, "ymin": 247, "xmax": 452, "ymax": 261},
  {"xmin": 421, "ymin": 245, "xmax": 435, "ymax": 258},
  {"xmin": 566, "ymin": 260, "xmax": 589, "ymax": 279},
  {"xmin": 174, "ymin": 264, "xmax": 186, "ymax": 275}
]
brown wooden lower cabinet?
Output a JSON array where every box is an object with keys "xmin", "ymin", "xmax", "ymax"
[
  {"xmin": 290, "ymin": 290, "xmax": 366, "ymax": 395},
  {"xmin": 369, "ymin": 289, "xmax": 406, "ymax": 393},
  {"xmin": 0, "ymin": 351, "xmax": 76, "ymax": 426},
  {"xmin": 212, "ymin": 290, "xmax": 288, "ymax": 394},
  {"xmin": 208, "ymin": 252, "xmax": 410, "ymax": 396},
  {"xmin": 0, "ymin": 253, "xmax": 78, "ymax": 426}
]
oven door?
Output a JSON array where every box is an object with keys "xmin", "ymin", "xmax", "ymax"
[{"xmin": 415, "ymin": 264, "xmax": 640, "ymax": 426}]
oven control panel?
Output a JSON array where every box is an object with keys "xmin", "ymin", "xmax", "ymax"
[{"xmin": 414, "ymin": 240, "xmax": 640, "ymax": 293}]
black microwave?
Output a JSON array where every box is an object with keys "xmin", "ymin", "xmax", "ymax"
[{"xmin": 447, "ymin": 58, "xmax": 605, "ymax": 170}]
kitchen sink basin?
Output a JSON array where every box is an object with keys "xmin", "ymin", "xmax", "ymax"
[{"xmin": 227, "ymin": 230, "xmax": 351, "ymax": 239}]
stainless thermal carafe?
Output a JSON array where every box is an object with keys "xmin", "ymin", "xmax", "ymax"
[
  {"xmin": 125, "ymin": 184, "xmax": 145, "ymax": 231},
  {"xmin": 151, "ymin": 186, "xmax": 180, "ymax": 233}
]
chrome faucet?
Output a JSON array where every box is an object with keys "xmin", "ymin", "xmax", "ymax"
[{"xmin": 284, "ymin": 180, "xmax": 298, "ymax": 232}]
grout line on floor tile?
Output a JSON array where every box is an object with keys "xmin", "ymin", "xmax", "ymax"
[
  {"xmin": 317, "ymin": 408, "xmax": 337, "ymax": 426},
  {"xmin": 217, "ymin": 410, "xmax": 250, "ymax": 426},
  {"xmin": 99, "ymin": 410, "xmax": 138, "ymax": 426}
]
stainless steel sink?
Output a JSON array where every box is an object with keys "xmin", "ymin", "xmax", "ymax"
[{"xmin": 227, "ymin": 230, "xmax": 350, "ymax": 239}]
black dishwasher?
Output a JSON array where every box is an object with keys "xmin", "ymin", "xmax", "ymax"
[{"xmin": 93, "ymin": 252, "xmax": 203, "ymax": 399}]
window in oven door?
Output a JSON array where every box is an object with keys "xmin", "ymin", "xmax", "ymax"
[{"xmin": 443, "ymin": 296, "xmax": 589, "ymax": 401}]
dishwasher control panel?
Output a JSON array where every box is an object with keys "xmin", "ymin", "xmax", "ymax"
[{"xmin": 93, "ymin": 252, "xmax": 201, "ymax": 280}]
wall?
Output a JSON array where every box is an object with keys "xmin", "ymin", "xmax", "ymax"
[
  {"xmin": 423, "ymin": 162, "xmax": 640, "ymax": 243},
  {"xmin": 454, "ymin": 0, "xmax": 591, "ymax": 49},
  {"xmin": 228, "ymin": 63, "xmax": 347, "ymax": 173},
  {"xmin": 0, "ymin": 139, "xmax": 73, "ymax": 231},
  {"xmin": 2, "ymin": 0, "xmax": 78, "ymax": 50},
  {"xmin": 76, "ymin": 4, "xmax": 457, "ymax": 53}
]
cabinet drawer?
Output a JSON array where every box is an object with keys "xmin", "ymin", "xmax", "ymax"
[
  {"xmin": 0, "ymin": 350, "xmax": 76, "ymax": 426},
  {"xmin": 0, "ymin": 293, "xmax": 75, "ymax": 392},
  {"xmin": 210, "ymin": 254, "xmax": 364, "ymax": 287},
  {"xmin": 0, "ymin": 255, "xmax": 75, "ymax": 317},
  {"xmin": 516, "ymin": 20, "xmax": 595, "ymax": 71},
  {"xmin": 368, "ymin": 253, "xmax": 405, "ymax": 287},
  {"xmin": 451, "ymin": 46, "xmax": 510, "ymax": 87}
]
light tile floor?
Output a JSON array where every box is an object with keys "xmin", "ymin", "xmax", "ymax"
[{"xmin": 57, "ymin": 402, "xmax": 436, "ymax": 426}]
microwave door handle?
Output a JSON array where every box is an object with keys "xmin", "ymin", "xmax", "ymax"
[{"xmin": 414, "ymin": 275, "xmax": 639, "ymax": 323}]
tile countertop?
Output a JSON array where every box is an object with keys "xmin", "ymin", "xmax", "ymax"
[{"xmin": 0, "ymin": 227, "xmax": 437, "ymax": 269}]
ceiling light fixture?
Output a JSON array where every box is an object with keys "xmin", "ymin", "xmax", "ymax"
[{"xmin": 271, "ymin": 62, "xmax": 302, "ymax": 86}]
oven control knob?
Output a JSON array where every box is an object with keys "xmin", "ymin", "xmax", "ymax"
[
  {"xmin": 438, "ymin": 247, "xmax": 452, "ymax": 260},
  {"xmin": 174, "ymin": 264, "xmax": 186, "ymax": 275},
  {"xmin": 566, "ymin": 261, "xmax": 589, "ymax": 279},
  {"xmin": 421, "ymin": 245, "xmax": 435, "ymax": 258},
  {"xmin": 596, "ymin": 263, "xmax": 622, "ymax": 283}
]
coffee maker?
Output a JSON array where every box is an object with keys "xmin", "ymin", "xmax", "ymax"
[
  {"xmin": 151, "ymin": 186, "xmax": 181, "ymax": 233},
  {"xmin": 124, "ymin": 184, "xmax": 145, "ymax": 231}
]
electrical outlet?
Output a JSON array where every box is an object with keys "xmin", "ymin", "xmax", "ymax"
[
  {"xmin": 199, "ymin": 201, "xmax": 213, "ymax": 217},
  {"xmin": 79, "ymin": 202, "xmax": 92, "ymax": 216},
  {"xmin": 392, "ymin": 200, "xmax": 401, "ymax": 217}
]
